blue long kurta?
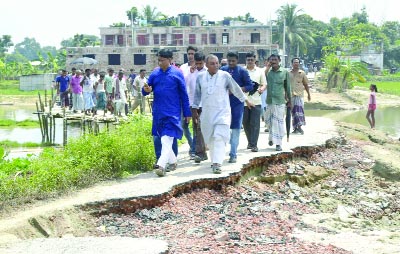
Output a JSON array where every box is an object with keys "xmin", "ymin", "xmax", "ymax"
[
  {"xmin": 220, "ymin": 65, "xmax": 253, "ymax": 129},
  {"xmin": 142, "ymin": 66, "xmax": 191, "ymax": 139}
]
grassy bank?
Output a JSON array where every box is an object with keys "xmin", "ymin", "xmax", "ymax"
[
  {"xmin": 0, "ymin": 140, "xmax": 43, "ymax": 148},
  {"xmin": 0, "ymin": 114, "xmax": 155, "ymax": 207},
  {"xmin": 0, "ymin": 119, "xmax": 39, "ymax": 128},
  {"xmin": 0, "ymin": 80, "xmax": 45, "ymax": 96},
  {"xmin": 354, "ymin": 81, "xmax": 400, "ymax": 96}
]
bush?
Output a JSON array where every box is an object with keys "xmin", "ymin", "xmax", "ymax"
[{"xmin": 0, "ymin": 114, "xmax": 155, "ymax": 206}]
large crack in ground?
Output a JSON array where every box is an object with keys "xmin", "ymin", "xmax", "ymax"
[{"xmin": 2, "ymin": 136, "xmax": 399, "ymax": 254}]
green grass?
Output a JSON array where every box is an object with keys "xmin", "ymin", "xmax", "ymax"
[
  {"xmin": 354, "ymin": 81, "xmax": 400, "ymax": 96},
  {"xmin": 0, "ymin": 114, "xmax": 155, "ymax": 207},
  {"xmin": 0, "ymin": 140, "xmax": 42, "ymax": 148},
  {"xmin": 0, "ymin": 119, "xmax": 39, "ymax": 128},
  {"xmin": 0, "ymin": 80, "xmax": 45, "ymax": 96}
]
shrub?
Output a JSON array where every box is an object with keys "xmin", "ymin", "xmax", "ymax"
[{"xmin": 0, "ymin": 114, "xmax": 155, "ymax": 206}]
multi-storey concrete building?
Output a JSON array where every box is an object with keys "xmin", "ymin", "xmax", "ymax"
[{"xmin": 66, "ymin": 14, "xmax": 278, "ymax": 71}]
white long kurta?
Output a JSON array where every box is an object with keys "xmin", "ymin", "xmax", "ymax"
[{"xmin": 192, "ymin": 70, "xmax": 247, "ymax": 146}]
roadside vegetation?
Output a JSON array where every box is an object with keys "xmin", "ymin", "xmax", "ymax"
[
  {"xmin": 0, "ymin": 114, "xmax": 155, "ymax": 208},
  {"xmin": 0, "ymin": 80, "xmax": 44, "ymax": 96}
]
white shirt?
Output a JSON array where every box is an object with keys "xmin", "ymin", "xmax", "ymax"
[
  {"xmin": 112, "ymin": 78, "xmax": 127, "ymax": 103},
  {"xmin": 82, "ymin": 75, "xmax": 95, "ymax": 93},
  {"xmin": 186, "ymin": 66, "xmax": 207, "ymax": 106},
  {"xmin": 245, "ymin": 66, "xmax": 267, "ymax": 106},
  {"xmin": 193, "ymin": 70, "xmax": 246, "ymax": 144},
  {"xmin": 132, "ymin": 76, "xmax": 147, "ymax": 97}
]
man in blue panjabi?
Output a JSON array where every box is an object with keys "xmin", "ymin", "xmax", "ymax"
[
  {"xmin": 220, "ymin": 51, "xmax": 254, "ymax": 163},
  {"xmin": 143, "ymin": 49, "xmax": 192, "ymax": 177}
]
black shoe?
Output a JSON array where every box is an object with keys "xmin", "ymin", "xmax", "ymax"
[
  {"xmin": 228, "ymin": 157, "xmax": 237, "ymax": 163},
  {"xmin": 264, "ymin": 128, "xmax": 269, "ymax": 132},
  {"xmin": 212, "ymin": 164, "xmax": 222, "ymax": 174},
  {"xmin": 247, "ymin": 144, "xmax": 253, "ymax": 149},
  {"xmin": 155, "ymin": 166, "xmax": 166, "ymax": 177},
  {"xmin": 298, "ymin": 128, "xmax": 304, "ymax": 135},
  {"xmin": 251, "ymin": 147, "xmax": 258, "ymax": 152},
  {"xmin": 165, "ymin": 163, "xmax": 177, "ymax": 172},
  {"xmin": 292, "ymin": 128, "xmax": 299, "ymax": 134},
  {"xmin": 276, "ymin": 145, "xmax": 282, "ymax": 151},
  {"xmin": 268, "ymin": 141, "xmax": 273, "ymax": 146},
  {"xmin": 194, "ymin": 155, "xmax": 202, "ymax": 163}
]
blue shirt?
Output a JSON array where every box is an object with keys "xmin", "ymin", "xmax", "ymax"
[
  {"xmin": 129, "ymin": 73, "xmax": 136, "ymax": 84},
  {"xmin": 143, "ymin": 66, "xmax": 191, "ymax": 138},
  {"xmin": 56, "ymin": 75, "xmax": 70, "ymax": 92},
  {"xmin": 220, "ymin": 65, "xmax": 253, "ymax": 128}
]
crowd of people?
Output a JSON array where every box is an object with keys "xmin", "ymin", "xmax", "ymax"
[
  {"xmin": 53, "ymin": 67, "xmax": 148, "ymax": 117},
  {"xmin": 141, "ymin": 47, "xmax": 312, "ymax": 177},
  {"xmin": 53, "ymin": 47, "xmax": 313, "ymax": 177}
]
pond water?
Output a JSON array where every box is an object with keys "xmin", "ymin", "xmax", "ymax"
[
  {"xmin": 0, "ymin": 105, "xmax": 102, "ymax": 145},
  {"xmin": 306, "ymin": 106, "xmax": 400, "ymax": 138}
]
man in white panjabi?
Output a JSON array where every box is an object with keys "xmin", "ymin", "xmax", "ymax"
[{"xmin": 192, "ymin": 54, "xmax": 254, "ymax": 174}]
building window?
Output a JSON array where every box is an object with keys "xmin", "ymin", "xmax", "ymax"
[
  {"xmin": 108, "ymin": 54, "xmax": 121, "ymax": 65},
  {"xmin": 189, "ymin": 34, "xmax": 196, "ymax": 44},
  {"xmin": 251, "ymin": 33, "xmax": 260, "ymax": 43},
  {"xmin": 153, "ymin": 34, "xmax": 160, "ymax": 45},
  {"xmin": 238, "ymin": 52, "xmax": 247, "ymax": 65},
  {"xmin": 161, "ymin": 34, "xmax": 167, "ymax": 45},
  {"xmin": 105, "ymin": 35, "xmax": 114, "ymax": 45},
  {"xmin": 210, "ymin": 33, "xmax": 216, "ymax": 44},
  {"xmin": 83, "ymin": 54, "xmax": 95, "ymax": 59},
  {"xmin": 137, "ymin": 35, "xmax": 149, "ymax": 46},
  {"xmin": 222, "ymin": 33, "xmax": 229, "ymax": 45},
  {"xmin": 134, "ymin": 54, "xmax": 146, "ymax": 65},
  {"xmin": 201, "ymin": 34, "xmax": 208, "ymax": 45},
  {"xmin": 172, "ymin": 34, "xmax": 183, "ymax": 46},
  {"xmin": 117, "ymin": 35, "xmax": 124, "ymax": 46}
]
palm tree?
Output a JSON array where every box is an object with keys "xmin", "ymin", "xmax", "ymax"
[
  {"xmin": 142, "ymin": 5, "xmax": 162, "ymax": 23},
  {"xmin": 276, "ymin": 4, "xmax": 315, "ymax": 63}
]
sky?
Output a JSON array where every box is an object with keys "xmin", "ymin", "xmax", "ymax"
[{"xmin": 1, "ymin": 0, "xmax": 399, "ymax": 49}]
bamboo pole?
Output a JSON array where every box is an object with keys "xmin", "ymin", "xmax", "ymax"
[
  {"xmin": 63, "ymin": 110, "xmax": 67, "ymax": 146},
  {"xmin": 44, "ymin": 90, "xmax": 47, "ymax": 108},
  {"xmin": 53, "ymin": 116, "xmax": 56, "ymax": 144},
  {"xmin": 49, "ymin": 115, "xmax": 52, "ymax": 144},
  {"xmin": 36, "ymin": 101, "xmax": 44, "ymax": 141}
]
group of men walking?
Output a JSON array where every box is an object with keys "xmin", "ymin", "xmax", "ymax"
[{"xmin": 143, "ymin": 46, "xmax": 311, "ymax": 177}]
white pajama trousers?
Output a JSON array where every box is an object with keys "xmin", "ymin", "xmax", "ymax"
[
  {"xmin": 208, "ymin": 136, "xmax": 226, "ymax": 165},
  {"xmin": 157, "ymin": 135, "xmax": 177, "ymax": 169}
]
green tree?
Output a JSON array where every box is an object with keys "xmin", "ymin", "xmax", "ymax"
[
  {"xmin": 381, "ymin": 21, "xmax": 400, "ymax": 45},
  {"xmin": 14, "ymin": 37, "xmax": 41, "ymax": 61},
  {"xmin": 275, "ymin": 4, "xmax": 315, "ymax": 64},
  {"xmin": 60, "ymin": 34, "xmax": 100, "ymax": 48},
  {"xmin": 141, "ymin": 5, "xmax": 162, "ymax": 23},
  {"xmin": 351, "ymin": 7, "xmax": 369, "ymax": 24},
  {"xmin": 0, "ymin": 35, "xmax": 13, "ymax": 58},
  {"xmin": 126, "ymin": 7, "xmax": 139, "ymax": 25}
]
